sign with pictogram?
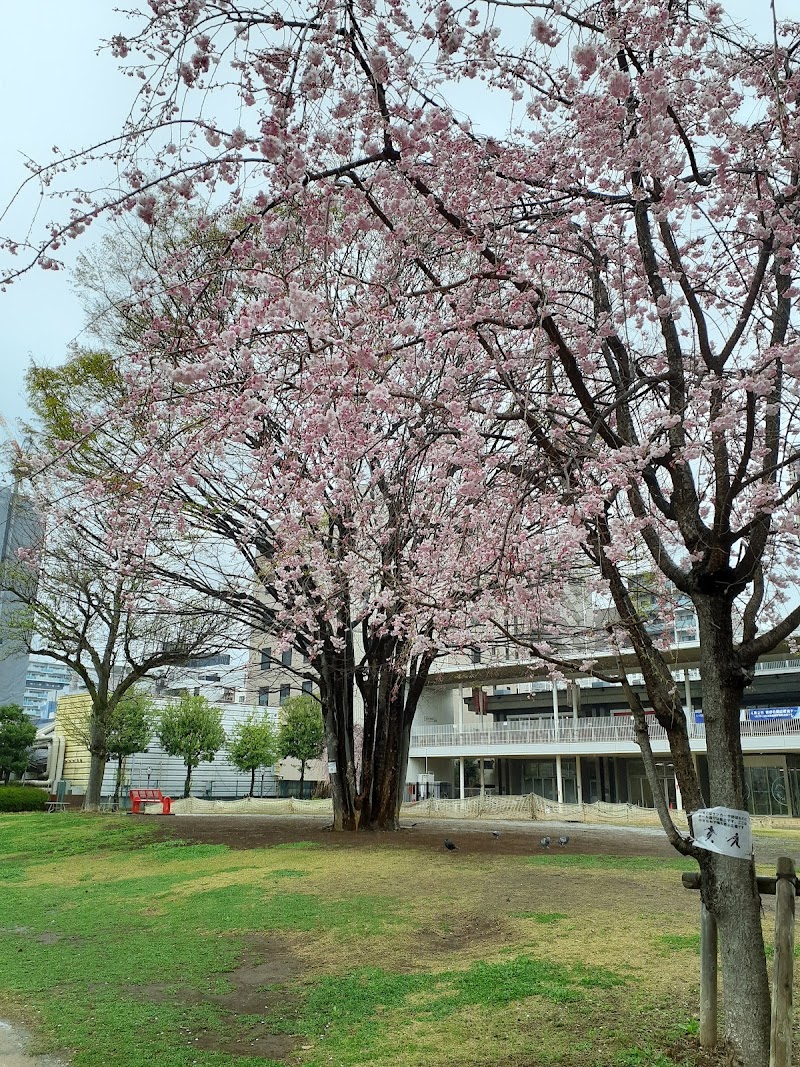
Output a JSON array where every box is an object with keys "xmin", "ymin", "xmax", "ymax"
[{"xmin": 690, "ymin": 807, "xmax": 751, "ymax": 859}]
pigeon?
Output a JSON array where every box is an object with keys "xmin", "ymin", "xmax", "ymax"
[
  {"xmin": 540, "ymin": 836, "xmax": 551, "ymax": 848},
  {"xmin": 491, "ymin": 830, "xmax": 501, "ymax": 839},
  {"xmin": 444, "ymin": 838, "xmax": 458, "ymax": 851},
  {"xmin": 558, "ymin": 835, "xmax": 570, "ymax": 847}
]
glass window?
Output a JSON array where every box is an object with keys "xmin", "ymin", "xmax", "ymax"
[
  {"xmin": 279, "ymin": 684, "xmax": 291, "ymax": 705},
  {"xmin": 302, "ymin": 679, "xmax": 313, "ymax": 694},
  {"xmin": 258, "ymin": 688, "xmax": 270, "ymax": 706},
  {"xmin": 281, "ymin": 648, "xmax": 293, "ymax": 667},
  {"xmin": 260, "ymin": 648, "xmax": 272, "ymax": 671}
]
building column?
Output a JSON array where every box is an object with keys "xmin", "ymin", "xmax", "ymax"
[
  {"xmin": 552, "ymin": 680, "xmax": 560, "ymax": 740},
  {"xmin": 575, "ymin": 755, "xmax": 583, "ymax": 804},
  {"xmin": 555, "ymin": 753, "xmax": 564, "ymax": 804},
  {"xmin": 459, "ymin": 756, "xmax": 465, "ymax": 800},
  {"xmin": 479, "ymin": 756, "xmax": 485, "ymax": 798},
  {"xmin": 683, "ymin": 669, "xmax": 694, "ymax": 734},
  {"xmin": 572, "ymin": 682, "xmax": 579, "ymax": 724},
  {"xmin": 674, "ymin": 773, "xmax": 683, "ymax": 811}
]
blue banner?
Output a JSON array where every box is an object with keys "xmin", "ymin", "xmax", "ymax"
[{"xmin": 747, "ymin": 707, "xmax": 800, "ymax": 722}]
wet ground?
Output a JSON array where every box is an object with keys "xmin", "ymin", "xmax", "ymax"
[{"xmin": 0, "ymin": 1020, "xmax": 67, "ymax": 1067}]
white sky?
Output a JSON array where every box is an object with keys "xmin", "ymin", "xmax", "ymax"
[{"xmin": 0, "ymin": 0, "xmax": 789, "ymax": 449}]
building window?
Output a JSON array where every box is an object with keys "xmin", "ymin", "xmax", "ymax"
[
  {"xmin": 279, "ymin": 684, "xmax": 291, "ymax": 705},
  {"xmin": 302, "ymin": 679, "xmax": 313, "ymax": 694},
  {"xmin": 281, "ymin": 648, "xmax": 293, "ymax": 667},
  {"xmin": 258, "ymin": 688, "xmax": 270, "ymax": 706},
  {"xmin": 260, "ymin": 647, "xmax": 272, "ymax": 671},
  {"xmin": 471, "ymin": 648, "xmax": 482, "ymax": 665}
]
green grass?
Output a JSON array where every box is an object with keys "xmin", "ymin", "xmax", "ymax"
[
  {"xmin": 526, "ymin": 852, "xmax": 696, "ymax": 872},
  {"xmin": 0, "ymin": 814, "xmax": 714, "ymax": 1067}
]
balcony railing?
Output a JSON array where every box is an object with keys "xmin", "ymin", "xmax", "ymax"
[{"xmin": 410, "ymin": 715, "xmax": 800, "ymax": 750}]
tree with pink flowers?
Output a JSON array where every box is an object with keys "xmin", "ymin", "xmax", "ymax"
[{"xmin": 4, "ymin": 2, "xmax": 800, "ymax": 1060}]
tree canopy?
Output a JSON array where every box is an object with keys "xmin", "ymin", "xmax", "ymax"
[
  {"xmin": 158, "ymin": 694, "xmax": 225, "ymax": 798},
  {"xmin": 277, "ymin": 696, "xmax": 325, "ymax": 797},
  {"xmin": 0, "ymin": 705, "xmax": 37, "ymax": 784},
  {"xmin": 227, "ymin": 712, "xmax": 278, "ymax": 797}
]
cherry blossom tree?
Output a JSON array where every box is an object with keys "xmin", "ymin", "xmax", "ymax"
[
  {"xmin": 3, "ymin": 1, "xmax": 799, "ymax": 1060},
  {"xmin": 82, "ymin": 223, "xmax": 509, "ymax": 831}
]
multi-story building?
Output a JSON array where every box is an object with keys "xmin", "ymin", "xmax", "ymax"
[
  {"xmin": 23, "ymin": 654, "xmax": 76, "ymax": 723},
  {"xmin": 408, "ymin": 643, "xmax": 800, "ymax": 818},
  {"xmin": 0, "ymin": 483, "xmax": 40, "ymax": 708}
]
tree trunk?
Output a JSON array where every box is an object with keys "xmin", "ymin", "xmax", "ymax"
[
  {"xmin": 83, "ymin": 751, "xmax": 107, "ymax": 811},
  {"xmin": 358, "ymin": 649, "xmax": 434, "ymax": 831},
  {"xmin": 83, "ymin": 705, "xmax": 109, "ymax": 812},
  {"xmin": 184, "ymin": 763, "xmax": 193, "ymax": 798},
  {"xmin": 299, "ymin": 760, "xmax": 306, "ymax": 799},
  {"xmin": 318, "ymin": 649, "xmax": 358, "ymax": 830},
  {"xmin": 695, "ymin": 595, "xmax": 770, "ymax": 1067},
  {"xmin": 249, "ymin": 767, "xmax": 255, "ymax": 797}
]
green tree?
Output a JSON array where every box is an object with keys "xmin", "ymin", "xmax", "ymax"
[
  {"xmin": 158, "ymin": 694, "xmax": 225, "ymax": 798},
  {"xmin": 277, "ymin": 696, "xmax": 325, "ymax": 799},
  {"xmin": 0, "ymin": 704, "xmax": 37, "ymax": 784},
  {"xmin": 106, "ymin": 690, "xmax": 154, "ymax": 810},
  {"xmin": 228, "ymin": 712, "xmax": 278, "ymax": 798}
]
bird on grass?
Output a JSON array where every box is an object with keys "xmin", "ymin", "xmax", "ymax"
[
  {"xmin": 558, "ymin": 835, "xmax": 570, "ymax": 847},
  {"xmin": 444, "ymin": 838, "xmax": 458, "ymax": 851},
  {"xmin": 491, "ymin": 830, "xmax": 501, "ymax": 839},
  {"xmin": 540, "ymin": 836, "xmax": 551, "ymax": 848}
]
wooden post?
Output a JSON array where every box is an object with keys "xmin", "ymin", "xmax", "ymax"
[
  {"xmin": 770, "ymin": 857, "xmax": 796, "ymax": 1067},
  {"xmin": 700, "ymin": 902, "xmax": 718, "ymax": 1049}
]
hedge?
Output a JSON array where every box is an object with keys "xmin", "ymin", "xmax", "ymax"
[{"xmin": 0, "ymin": 785, "xmax": 50, "ymax": 812}]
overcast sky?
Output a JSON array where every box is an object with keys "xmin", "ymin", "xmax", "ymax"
[{"xmin": 0, "ymin": 0, "xmax": 790, "ymax": 451}]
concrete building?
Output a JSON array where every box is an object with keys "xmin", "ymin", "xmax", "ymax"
[
  {"xmin": 0, "ymin": 483, "xmax": 40, "ymax": 708},
  {"xmin": 408, "ymin": 644, "xmax": 800, "ymax": 818},
  {"xmin": 23, "ymin": 655, "xmax": 76, "ymax": 723}
]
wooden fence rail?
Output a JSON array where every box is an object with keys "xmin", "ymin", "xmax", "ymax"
[{"xmin": 682, "ymin": 858, "xmax": 795, "ymax": 1067}]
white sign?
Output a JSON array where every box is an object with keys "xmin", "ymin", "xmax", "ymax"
[
  {"xmin": 327, "ymin": 761, "xmax": 337, "ymax": 774},
  {"xmin": 691, "ymin": 807, "xmax": 752, "ymax": 859}
]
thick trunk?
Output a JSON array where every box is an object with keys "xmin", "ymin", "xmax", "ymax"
[
  {"xmin": 320, "ymin": 669, "xmax": 358, "ymax": 830},
  {"xmin": 184, "ymin": 763, "xmax": 193, "ymax": 798},
  {"xmin": 299, "ymin": 760, "xmax": 306, "ymax": 798},
  {"xmin": 83, "ymin": 751, "xmax": 106, "ymax": 811},
  {"xmin": 83, "ymin": 712, "xmax": 109, "ymax": 812},
  {"xmin": 695, "ymin": 596, "xmax": 770, "ymax": 1067},
  {"xmin": 358, "ymin": 650, "xmax": 433, "ymax": 831}
]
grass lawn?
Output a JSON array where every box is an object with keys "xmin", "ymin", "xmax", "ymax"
[{"xmin": 0, "ymin": 814, "xmax": 763, "ymax": 1067}]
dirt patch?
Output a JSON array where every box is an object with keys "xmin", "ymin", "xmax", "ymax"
[
  {"xmin": 145, "ymin": 812, "xmax": 684, "ymax": 859},
  {"xmin": 142, "ymin": 811, "xmax": 799, "ymax": 867},
  {"xmin": 126, "ymin": 934, "xmax": 304, "ymax": 1061}
]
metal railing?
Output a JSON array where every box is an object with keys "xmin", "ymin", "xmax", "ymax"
[{"xmin": 410, "ymin": 715, "xmax": 800, "ymax": 750}]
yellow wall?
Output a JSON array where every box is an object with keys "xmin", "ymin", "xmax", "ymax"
[{"xmin": 55, "ymin": 693, "xmax": 93, "ymax": 791}]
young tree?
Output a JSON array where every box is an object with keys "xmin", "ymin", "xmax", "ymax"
[
  {"xmin": 0, "ymin": 704, "xmax": 37, "ymax": 784},
  {"xmin": 158, "ymin": 694, "xmax": 225, "ymax": 798},
  {"xmin": 277, "ymin": 696, "xmax": 325, "ymax": 799},
  {"xmin": 227, "ymin": 712, "xmax": 278, "ymax": 797},
  {"xmin": 106, "ymin": 689, "xmax": 153, "ymax": 810}
]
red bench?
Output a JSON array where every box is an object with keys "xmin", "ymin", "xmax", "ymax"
[{"xmin": 129, "ymin": 788, "xmax": 172, "ymax": 815}]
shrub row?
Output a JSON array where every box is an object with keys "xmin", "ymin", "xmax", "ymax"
[{"xmin": 0, "ymin": 785, "xmax": 49, "ymax": 812}]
